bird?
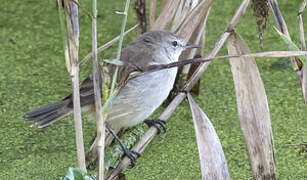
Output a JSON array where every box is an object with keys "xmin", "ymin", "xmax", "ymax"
[{"xmin": 23, "ymin": 30, "xmax": 198, "ymax": 165}]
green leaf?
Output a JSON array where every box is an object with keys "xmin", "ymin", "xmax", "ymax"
[
  {"xmin": 274, "ymin": 27, "xmax": 307, "ymax": 65},
  {"xmin": 103, "ymin": 59, "xmax": 124, "ymax": 66},
  {"xmin": 63, "ymin": 167, "xmax": 96, "ymax": 180}
]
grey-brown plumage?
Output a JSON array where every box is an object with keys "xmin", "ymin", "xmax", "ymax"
[{"xmin": 24, "ymin": 30, "xmax": 197, "ymax": 130}]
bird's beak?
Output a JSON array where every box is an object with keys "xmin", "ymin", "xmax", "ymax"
[{"xmin": 185, "ymin": 42, "xmax": 200, "ymax": 49}]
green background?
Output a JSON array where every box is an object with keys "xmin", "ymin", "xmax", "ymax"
[{"xmin": 0, "ymin": 0, "xmax": 306, "ymax": 179}]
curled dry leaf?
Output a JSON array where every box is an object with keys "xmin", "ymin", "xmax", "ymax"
[{"xmin": 187, "ymin": 93, "xmax": 230, "ymax": 180}]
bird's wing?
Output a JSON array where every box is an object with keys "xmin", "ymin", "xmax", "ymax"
[
  {"xmin": 64, "ymin": 68, "xmax": 102, "ymax": 108},
  {"xmin": 64, "ymin": 40, "xmax": 153, "ymax": 108},
  {"xmin": 103, "ymin": 40, "xmax": 154, "ymax": 90}
]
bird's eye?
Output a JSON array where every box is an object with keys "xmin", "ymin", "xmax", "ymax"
[{"xmin": 172, "ymin": 41, "xmax": 178, "ymax": 47}]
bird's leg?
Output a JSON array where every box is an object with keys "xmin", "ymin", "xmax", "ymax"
[
  {"xmin": 107, "ymin": 125, "xmax": 140, "ymax": 167},
  {"xmin": 144, "ymin": 118, "xmax": 166, "ymax": 134}
]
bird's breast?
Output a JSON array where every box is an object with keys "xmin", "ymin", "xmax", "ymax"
[{"xmin": 107, "ymin": 67, "xmax": 177, "ymax": 129}]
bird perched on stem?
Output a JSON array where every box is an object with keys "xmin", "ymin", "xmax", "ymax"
[{"xmin": 24, "ymin": 30, "xmax": 198, "ymax": 166}]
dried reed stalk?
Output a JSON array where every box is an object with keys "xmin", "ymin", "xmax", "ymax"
[
  {"xmin": 138, "ymin": 51, "xmax": 307, "ymax": 73},
  {"xmin": 57, "ymin": 0, "xmax": 71, "ymax": 75},
  {"xmin": 86, "ymin": 0, "xmax": 132, "ymax": 169},
  {"xmin": 227, "ymin": 32, "xmax": 275, "ymax": 179},
  {"xmin": 105, "ymin": 0, "xmax": 250, "ymax": 178},
  {"xmin": 80, "ymin": 24, "xmax": 139, "ymax": 66},
  {"xmin": 187, "ymin": 93, "xmax": 230, "ymax": 180},
  {"xmin": 299, "ymin": 0, "xmax": 307, "ymax": 103},
  {"xmin": 91, "ymin": 0, "xmax": 105, "ymax": 178},
  {"xmin": 64, "ymin": 0, "xmax": 86, "ymax": 170}
]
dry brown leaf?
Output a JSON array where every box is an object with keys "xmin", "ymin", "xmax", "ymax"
[
  {"xmin": 171, "ymin": 0, "xmax": 199, "ymax": 32},
  {"xmin": 151, "ymin": 0, "xmax": 180, "ymax": 30},
  {"xmin": 149, "ymin": 0, "xmax": 156, "ymax": 28},
  {"xmin": 175, "ymin": 0, "xmax": 213, "ymax": 41},
  {"xmin": 227, "ymin": 32, "xmax": 275, "ymax": 179},
  {"xmin": 187, "ymin": 93, "xmax": 230, "ymax": 180},
  {"xmin": 182, "ymin": 7, "xmax": 210, "ymax": 74}
]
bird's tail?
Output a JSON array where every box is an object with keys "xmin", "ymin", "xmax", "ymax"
[{"xmin": 23, "ymin": 99, "xmax": 73, "ymax": 128}]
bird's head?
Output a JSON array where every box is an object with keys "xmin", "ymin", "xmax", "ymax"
[{"xmin": 139, "ymin": 30, "xmax": 199, "ymax": 61}]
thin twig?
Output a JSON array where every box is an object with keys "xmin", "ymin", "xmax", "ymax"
[
  {"xmin": 91, "ymin": 0, "xmax": 105, "ymax": 179},
  {"xmin": 80, "ymin": 24, "xmax": 139, "ymax": 66},
  {"xmin": 285, "ymin": 142, "xmax": 307, "ymax": 146},
  {"xmin": 138, "ymin": 51, "xmax": 307, "ymax": 73},
  {"xmin": 105, "ymin": 0, "xmax": 250, "ymax": 179},
  {"xmin": 64, "ymin": 0, "xmax": 86, "ymax": 170}
]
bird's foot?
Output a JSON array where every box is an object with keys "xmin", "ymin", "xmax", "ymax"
[
  {"xmin": 123, "ymin": 148, "xmax": 140, "ymax": 167},
  {"xmin": 144, "ymin": 119, "xmax": 166, "ymax": 134}
]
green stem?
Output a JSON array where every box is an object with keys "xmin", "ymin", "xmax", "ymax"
[{"xmin": 110, "ymin": 0, "xmax": 130, "ymax": 94}]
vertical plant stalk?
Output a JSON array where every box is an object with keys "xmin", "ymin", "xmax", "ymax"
[
  {"xmin": 299, "ymin": 0, "xmax": 307, "ymax": 103},
  {"xmin": 86, "ymin": 0, "xmax": 134, "ymax": 166},
  {"xmin": 105, "ymin": 0, "xmax": 250, "ymax": 178},
  {"xmin": 64, "ymin": 0, "xmax": 86, "ymax": 170},
  {"xmin": 92, "ymin": 0, "xmax": 105, "ymax": 179},
  {"xmin": 110, "ymin": 0, "xmax": 130, "ymax": 94},
  {"xmin": 57, "ymin": 0, "xmax": 71, "ymax": 75},
  {"xmin": 134, "ymin": 0, "xmax": 146, "ymax": 34}
]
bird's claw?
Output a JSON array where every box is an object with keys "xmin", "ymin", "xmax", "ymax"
[
  {"xmin": 124, "ymin": 148, "xmax": 140, "ymax": 167},
  {"xmin": 144, "ymin": 119, "xmax": 167, "ymax": 134}
]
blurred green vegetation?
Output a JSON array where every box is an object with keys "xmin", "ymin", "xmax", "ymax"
[{"xmin": 0, "ymin": 0, "xmax": 306, "ymax": 179}]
